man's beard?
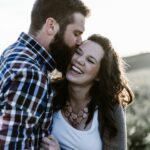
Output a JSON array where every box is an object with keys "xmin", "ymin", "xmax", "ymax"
[{"xmin": 49, "ymin": 32, "xmax": 76, "ymax": 75}]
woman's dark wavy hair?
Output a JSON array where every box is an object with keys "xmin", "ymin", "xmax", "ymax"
[
  {"xmin": 87, "ymin": 34, "xmax": 134, "ymax": 137},
  {"xmin": 52, "ymin": 34, "xmax": 134, "ymax": 138}
]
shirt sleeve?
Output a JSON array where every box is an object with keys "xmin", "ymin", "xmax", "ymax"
[
  {"xmin": 103, "ymin": 104, "xmax": 127, "ymax": 150},
  {"xmin": 113, "ymin": 104, "xmax": 127, "ymax": 150},
  {"xmin": 0, "ymin": 68, "xmax": 49, "ymax": 149}
]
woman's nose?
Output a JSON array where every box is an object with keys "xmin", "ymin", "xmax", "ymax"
[{"xmin": 76, "ymin": 56, "xmax": 85, "ymax": 66}]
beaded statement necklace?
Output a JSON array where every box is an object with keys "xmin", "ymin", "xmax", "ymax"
[{"xmin": 63, "ymin": 101, "xmax": 89, "ymax": 128}]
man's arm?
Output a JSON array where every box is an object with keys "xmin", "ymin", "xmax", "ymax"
[{"xmin": 0, "ymin": 68, "xmax": 49, "ymax": 149}]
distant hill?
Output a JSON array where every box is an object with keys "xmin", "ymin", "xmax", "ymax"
[{"xmin": 123, "ymin": 53, "xmax": 150, "ymax": 72}]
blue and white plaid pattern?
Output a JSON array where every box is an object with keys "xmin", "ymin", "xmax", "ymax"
[{"xmin": 0, "ymin": 32, "xmax": 56, "ymax": 149}]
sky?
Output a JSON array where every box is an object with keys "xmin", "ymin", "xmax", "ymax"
[{"xmin": 0, "ymin": 0, "xmax": 150, "ymax": 57}]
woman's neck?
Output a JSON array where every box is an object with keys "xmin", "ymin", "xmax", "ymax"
[
  {"xmin": 68, "ymin": 83, "xmax": 91, "ymax": 108},
  {"xmin": 62, "ymin": 83, "xmax": 93, "ymax": 130}
]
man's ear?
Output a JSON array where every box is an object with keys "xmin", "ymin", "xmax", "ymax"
[{"xmin": 45, "ymin": 17, "xmax": 59, "ymax": 35}]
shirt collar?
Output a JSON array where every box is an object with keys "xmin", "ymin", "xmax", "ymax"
[{"xmin": 18, "ymin": 32, "xmax": 56, "ymax": 72}]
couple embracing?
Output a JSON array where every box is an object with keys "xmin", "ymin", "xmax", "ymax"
[{"xmin": 0, "ymin": 0, "xmax": 133, "ymax": 150}]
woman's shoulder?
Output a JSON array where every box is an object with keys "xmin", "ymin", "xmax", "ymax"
[{"xmin": 114, "ymin": 102, "xmax": 125, "ymax": 113}]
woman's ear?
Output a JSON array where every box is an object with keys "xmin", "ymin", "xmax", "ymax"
[{"xmin": 45, "ymin": 17, "xmax": 59, "ymax": 35}]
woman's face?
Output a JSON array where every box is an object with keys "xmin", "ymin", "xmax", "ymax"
[{"xmin": 66, "ymin": 40, "xmax": 105, "ymax": 86}]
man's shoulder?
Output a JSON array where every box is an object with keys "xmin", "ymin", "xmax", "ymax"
[{"xmin": 1, "ymin": 41, "xmax": 40, "ymax": 70}]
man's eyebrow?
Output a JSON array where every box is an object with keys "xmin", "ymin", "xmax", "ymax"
[{"xmin": 74, "ymin": 30, "xmax": 83, "ymax": 34}]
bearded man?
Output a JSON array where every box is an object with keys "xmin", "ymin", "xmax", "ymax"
[{"xmin": 0, "ymin": 0, "xmax": 89, "ymax": 149}]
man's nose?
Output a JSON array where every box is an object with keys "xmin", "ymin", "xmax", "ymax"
[{"xmin": 76, "ymin": 36, "xmax": 82, "ymax": 45}]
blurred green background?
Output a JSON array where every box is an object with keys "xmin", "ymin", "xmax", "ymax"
[{"xmin": 124, "ymin": 53, "xmax": 150, "ymax": 149}]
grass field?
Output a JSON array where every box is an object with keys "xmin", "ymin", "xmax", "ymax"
[{"xmin": 126, "ymin": 68, "xmax": 150, "ymax": 149}]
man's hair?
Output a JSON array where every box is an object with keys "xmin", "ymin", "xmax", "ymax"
[{"xmin": 29, "ymin": 0, "xmax": 90, "ymax": 35}]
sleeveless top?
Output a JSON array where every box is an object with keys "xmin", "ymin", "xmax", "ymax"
[{"xmin": 51, "ymin": 110, "xmax": 102, "ymax": 150}]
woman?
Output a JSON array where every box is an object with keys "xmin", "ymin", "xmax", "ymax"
[{"xmin": 41, "ymin": 34, "xmax": 134, "ymax": 150}]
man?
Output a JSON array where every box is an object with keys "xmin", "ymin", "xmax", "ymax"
[{"xmin": 0, "ymin": 0, "xmax": 89, "ymax": 149}]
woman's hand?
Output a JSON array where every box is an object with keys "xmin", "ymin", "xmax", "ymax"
[{"xmin": 40, "ymin": 135, "xmax": 60, "ymax": 150}]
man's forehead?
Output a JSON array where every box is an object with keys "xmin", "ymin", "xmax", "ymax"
[
  {"xmin": 73, "ymin": 13, "xmax": 85, "ymax": 25},
  {"xmin": 71, "ymin": 14, "xmax": 85, "ymax": 32}
]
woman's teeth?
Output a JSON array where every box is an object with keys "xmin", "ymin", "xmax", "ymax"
[{"xmin": 72, "ymin": 65, "xmax": 83, "ymax": 74}]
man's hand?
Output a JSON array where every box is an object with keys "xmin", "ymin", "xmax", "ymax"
[{"xmin": 40, "ymin": 135, "xmax": 60, "ymax": 150}]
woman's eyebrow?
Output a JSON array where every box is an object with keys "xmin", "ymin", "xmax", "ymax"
[{"xmin": 78, "ymin": 47, "xmax": 83, "ymax": 51}]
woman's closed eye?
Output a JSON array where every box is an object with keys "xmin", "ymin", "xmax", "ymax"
[{"xmin": 87, "ymin": 57, "xmax": 97, "ymax": 64}]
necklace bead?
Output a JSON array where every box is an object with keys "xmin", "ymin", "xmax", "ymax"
[{"xmin": 63, "ymin": 101, "xmax": 89, "ymax": 128}]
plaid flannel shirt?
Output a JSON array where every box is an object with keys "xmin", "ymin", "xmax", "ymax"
[{"xmin": 0, "ymin": 32, "xmax": 56, "ymax": 149}]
